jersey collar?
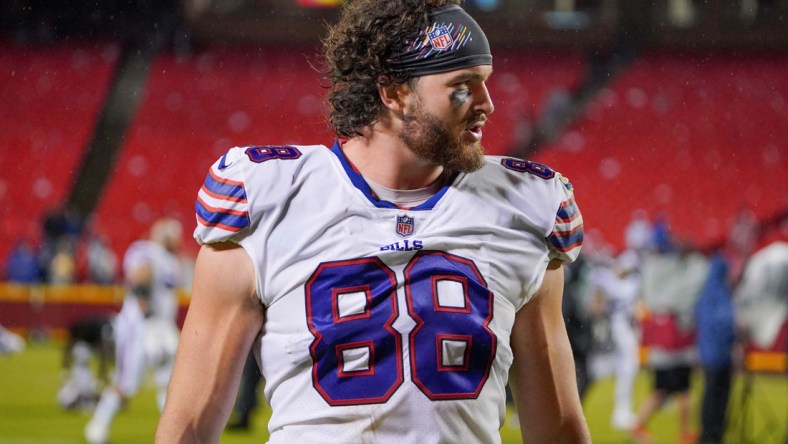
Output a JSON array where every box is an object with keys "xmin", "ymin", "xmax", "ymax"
[{"xmin": 330, "ymin": 140, "xmax": 457, "ymax": 211}]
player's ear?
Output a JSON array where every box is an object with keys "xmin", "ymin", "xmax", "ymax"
[{"xmin": 377, "ymin": 76, "xmax": 410, "ymax": 114}]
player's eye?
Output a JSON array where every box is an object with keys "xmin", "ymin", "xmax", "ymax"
[{"xmin": 450, "ymin": 88, "xmax": 471, "ymax": 105}]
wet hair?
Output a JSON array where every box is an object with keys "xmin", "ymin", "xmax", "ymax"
[{"xmin": 322, "ymin": 0, "xmax": 461, "ymax": 138}]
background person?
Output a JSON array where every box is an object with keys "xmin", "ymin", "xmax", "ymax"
[
  {"xmin": 562, "ymin": 254, "xmax": 595, "ymax": 401},
  {"xmin": 84, "ymin": 218, "xmax": 183, "ymax": 444},
  {"xmin": 589, "ymin": 249, "xmax": 642, "ymax": 430},
  {"xmin": 632, "ymin": 240, "xmax": 707, "ymax": 443},
  {"xmin": 56, "ymin": 315, "xmax": 114, "ymax": 411},
  {"xmin": 695, "ymin": 252, "xmax": 736, "ymax": 444}
]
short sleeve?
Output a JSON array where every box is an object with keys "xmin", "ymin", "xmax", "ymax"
[
  {"xmin": 546, "ymin": 173, "xmax": 584, "ymax": 262},
  {"xmin": 193, "ymin": 148, "xmax": 252, "ymax": 245}
]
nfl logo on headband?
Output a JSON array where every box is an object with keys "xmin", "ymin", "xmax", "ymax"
[
  {"xmin": 428, "ymin": 25, "xmax": 453, "ymax": 50},
  {"xmin": 396, "ymin": 215, "xmax": 415, "ymax": 237},
  {"xmin": 390, "ymin": 5, "xmax": 491, "ymax": 77}
]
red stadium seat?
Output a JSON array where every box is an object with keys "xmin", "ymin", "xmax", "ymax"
[
  {"xmin": 534, "ymin": 52, "xmax": 788, "ymax": 250},
  {"xmin": 0, "ymin": 41, "xmax": 118, "ymax": 262},
  {"xmin": 3, "ymin": 44, "xmax": 786, "ymax": 263},
  {"xmin": 91, "ymin": 47, "xmax": 586, "ymax": 257}
]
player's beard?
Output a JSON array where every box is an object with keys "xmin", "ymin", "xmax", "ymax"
[{"xmin": 400, "ymin": 106, "xmax": 485, "ymax": 173}]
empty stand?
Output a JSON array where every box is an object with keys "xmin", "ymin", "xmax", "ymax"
[
  {"xmin": 92, "ymin": 46, "xmax": 333, "ymax": 256},
  {"xmin": 4, "ymin": 43, "xmax": 785, "ymax": 266},
  {"xmin": 91, "ymin": 47, "xmax": 585, "ymax": 257},
  {"xmin": 0, "ymin": 41, "xmax": 118, "ymax": 263},
  {"xmin": 535, "ymin": 52, "xmax": 788, "ymax": 250}
]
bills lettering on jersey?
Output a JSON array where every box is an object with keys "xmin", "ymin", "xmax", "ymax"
[
  {"xmin": 379, "ymin": 239, "xmax": 424, "ymax": 251},
  {"xmin": 396, "ymin": 214, "xmax": 415, "ymax": 237}
]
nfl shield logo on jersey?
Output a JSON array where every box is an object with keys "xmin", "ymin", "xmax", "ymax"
[
  {"xmin": 428, "ymin": 26, "xmax": 453, "ymax": 50},
  {"xmin": 396, "ymin": 215, "xmax": 415, "ymax": 237}
]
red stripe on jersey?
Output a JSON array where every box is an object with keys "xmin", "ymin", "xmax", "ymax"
[
  {"xmin": 551, "ymin": 223, "xmax": 584, "ymax": 237},
  {"xmin": 557, "ymin": 211, "xmax": 581, "ymax": 224},
  {"xmin": 209, "ymin": 167, "xmax": 245, "ymax": 187},
  {"xmin": 551, "ymin": 239, "xmax": 583, "ymax": 253}
]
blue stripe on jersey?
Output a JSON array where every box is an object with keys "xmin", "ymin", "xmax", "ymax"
[
  {"xmin": 556, "ymin": 199, "xmax": 579, "ymax": 221},
  {"xmin": 195, "ymin": 199, "xmax": 249, "ymax": 230},
  {"xmin": 547, "ymin": 228, "xmax": 584, "ymax": 253},
  {"xmin": 204, "ymin": 170, "xmax": 248, "ymax": 202},
  {"xmin": 329, "ymin": 140, "xmax": 457, "ymax": 211}
]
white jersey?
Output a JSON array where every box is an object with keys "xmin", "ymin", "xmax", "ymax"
[
  {"xmin": 194, "ymin": 142, "xmax": 583, "ymax": 444},
  {"xmin": 112, "ymin": 295, "xmax": 148, "ymax": 395},
  {"xmin": 123, "ymin": 240, "xmax": 181, "ymax": 323},
  {"xmin": 590, "ymin": 267, "xmax": 640, "ymax": 321}
]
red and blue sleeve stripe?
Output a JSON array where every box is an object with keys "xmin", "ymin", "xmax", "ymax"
[
  {"xmin": 547, "ymin": 196, "xmax": 584, "ymax": 253},
  {"xmin": 201, "ymin": 169, "xmax": 248, "ymax": 203},
  {"xmin": 195, "ymin": 196, "xmax": 250, "ymax": 232},
  {"xmin": 195, "ymin": 169, "xmax": 250, "ymax": 232}
]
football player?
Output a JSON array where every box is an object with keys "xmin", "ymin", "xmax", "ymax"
[
  {"xmin": 85, "ymin": 218, "xmax": 182, "ymax": 444},
  {"xmin": 157, "ymin": 1, "xmax": 590, "ymax": 443}
]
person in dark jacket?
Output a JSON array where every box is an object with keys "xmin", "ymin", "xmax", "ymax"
[{"xmin": 695, "ymin": 253, "xmax": 737, "ymax": 444}]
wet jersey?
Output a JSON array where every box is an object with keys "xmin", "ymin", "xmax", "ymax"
[{"xmin": 193, "ymin": 141, "xmax": 583, "ymax": 444}]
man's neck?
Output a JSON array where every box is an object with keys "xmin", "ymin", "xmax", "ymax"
[{"xmin": 341, "ymin": 131, "xmax": 445, "ymax": 190}]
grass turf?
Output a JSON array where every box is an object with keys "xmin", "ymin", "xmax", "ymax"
[{"xmin": 0, "ymin": 341, "xmax": 785, "ymax": 443}]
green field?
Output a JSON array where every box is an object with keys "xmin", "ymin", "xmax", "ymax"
[{"xmin": 1, "ymin": 341, "xmax": 785, "ymax": 443}]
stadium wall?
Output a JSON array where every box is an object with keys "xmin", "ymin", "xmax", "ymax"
[
  {"xmin": 0, "ymin": 283, "xmax": 783, "ymax": 373},
  {"xmin": 0, "ymin": 283, "xmax": 190, "ymax": 340}
]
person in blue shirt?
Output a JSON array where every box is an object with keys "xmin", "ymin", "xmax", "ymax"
[
  {"xmin": 5, "ymin": 238, "xmax": 41, "ymax": 283},
  {"xmin": 695, "ymin": 252, "xmax": 737, "ymax": 444}
]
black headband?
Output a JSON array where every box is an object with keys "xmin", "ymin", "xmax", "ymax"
[{"xmin": 390, "ymin": 5, "xmax": 492, "ymax": 78}]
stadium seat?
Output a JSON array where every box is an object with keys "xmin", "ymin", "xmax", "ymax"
[{"xmin": 0, "ymin": 41, "xmax": 118, "ymax": 262}]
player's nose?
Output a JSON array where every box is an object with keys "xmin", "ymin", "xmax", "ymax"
[{"xmin": 474, "ymin": 82, "xmax": 494, "ymax": 116}]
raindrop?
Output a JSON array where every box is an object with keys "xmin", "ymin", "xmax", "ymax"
[
  {"xmin": 128, "ymin": 155, "xmax": 148, "ymax": 177},
  {"xmin": 133, "ymin": 201, "xmax": 153, "ymax": 223},
  {"xmin": 561, "ymin": 131, "xmax": 586, "ymax": 153},
  {"xmin": 297, "ymin": 94, "xmax": 321, "ymax": 116},
  {"xmin": 654, "ymin": 184, "xmax": 673, "ymax": 205},
  {"xmin": 228, "ymin": 111, "xmax": 251, "ymax": 133},
  {"xmin": 762, "ymin": 144, "xmax": 780, "ymax": 167},
  {"xmin": 626, "ymin": 88, "xmax": 647, "ymax": 109},
  {"xmin": 599, "ymin": 157, "xmax": 620, "ymax": 180},
  {"xmin": 33, "ymin": 177, "xmax": 53, "ymax": 200}
]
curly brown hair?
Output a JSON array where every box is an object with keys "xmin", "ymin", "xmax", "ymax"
[{"xmin": 322, "ymin": 0, "xmax": 461, "ymax": 138}]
